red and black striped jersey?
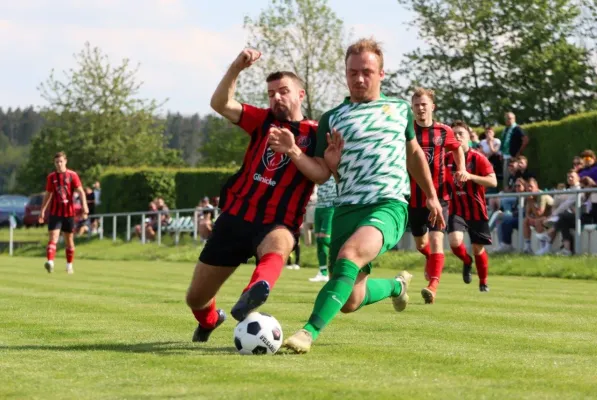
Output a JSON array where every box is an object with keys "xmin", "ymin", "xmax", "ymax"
[
  {"xmin": 445, "ymin": 149, "xmax": 494, "ymax": 221},
  {"xmin": 409, "ymin": 121, "xmax": 460, "ymax": 208},
  {"xmin": 219, "ymin": 104, "xmax": 317, "ymax": 232},
  {"xmin": 45, "ymin": 170, "xmax": 82, "ymax": 217}
]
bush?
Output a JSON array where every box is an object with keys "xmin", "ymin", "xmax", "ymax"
[{"xmin": 175, "ymin": 168, "xmax": 235, "ymax": 209}]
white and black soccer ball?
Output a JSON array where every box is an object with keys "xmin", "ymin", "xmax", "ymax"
[{"xmin": 233, "ymin": 312, "xmax": 283, "ymax": 355}]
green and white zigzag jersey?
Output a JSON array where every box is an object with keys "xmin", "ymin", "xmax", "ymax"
[
  {"xmin": 316, "ymin": 177, "xmax": 338, "ymax": 208},
  {"xmin": 315, "ymin": 94, "xmax": 415, "ymax": 206}
]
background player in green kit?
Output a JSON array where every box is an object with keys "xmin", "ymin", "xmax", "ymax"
[
  {"xmin": 309, "ymin": 177, "xmax": 338, "ymax": 282},
  {"xmin": 267, "ymin": 38, "xmax": 445, "ymax": 354}
]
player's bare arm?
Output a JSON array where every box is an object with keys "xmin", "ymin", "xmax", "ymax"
[
  {"xmin": 470, "ymin": 173, "xmax": 497, "ymax": 188},
  {"xmin": 405, "ymin": 138, "xmax": 446, "ymax": 229},
  {"xmin": 76, "ymin": 186, "xmax": 89, "ymax": 218},
  {"xmin": 268, "ymin": 127, "xmax": 332, "ymax": 184},
  {"xmin": 210, "ymin": 48, "xmax": 262, "ymax": 123},
  {"xmin": 453, "ymin": 146, "xmax": 470, "ymax": 183},
  {"xmin": 39, "ymin": 191, "xmax": 52, "ymax": 224},
  {"xmin": 323, "ymin": 129, "xmax": 343, "ymax": 181}
]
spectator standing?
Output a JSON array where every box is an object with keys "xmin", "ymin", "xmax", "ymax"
[
  {"xmin": 480, "ymin": 126, "xmax": 502, "ymax": 181},
  {"xmin": 93, "ymin": 181, "xmax": 101, "ymax": 206},
  {"xmin": 500, "ymin": 112, "xmax": 529, "ymax": 188}
]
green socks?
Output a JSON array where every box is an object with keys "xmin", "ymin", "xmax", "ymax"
[
  {"xmin": 316, "ymin": 236, "xmax": 330, "ymax": 275},
  {"xmin": 357, "ymin": 278, "xmax": 402, "ymax": 309},
  {"xmin": 303, "ymin": 258, "xmax": 359, "ymax": 340}
]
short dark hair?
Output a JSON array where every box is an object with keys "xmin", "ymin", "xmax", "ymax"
[
  {"xmin": 451, "ymin": 120, "xmax": 469, "ymax": 130},
  {"xmin": 54, "ymin": 151, "xmax": 66, "ymax": 160},
  {"xmin": 266, "ymin": 71, "xmax": 304, "ymax": 89}
]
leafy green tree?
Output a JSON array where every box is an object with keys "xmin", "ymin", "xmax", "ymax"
[
  {"xmin": 386, "ymin": 0, "xmax": 596, "ymax": 125},
  {"xmin": 19, "ymin": 43, "xmax": 183, "ymax": 192},
  {"xmin": 198, "ymin": 115, "xmax": 249, "ymax": 167},
  {"xmin": 239, "ymin": 0, "xmax": 349, "ymax": 119}
]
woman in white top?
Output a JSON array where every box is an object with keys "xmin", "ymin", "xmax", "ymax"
[{"xmin": 479, "ymin": 127, "xmax": 501, "ymax": 157}]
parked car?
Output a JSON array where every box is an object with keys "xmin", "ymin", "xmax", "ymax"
[
  {"xmin": 0, "ymin": 194, "xmax": 29, "ymax": 227},
  {"xmin": 23, "ymin": 193, "xmax": 48, "ymax": 227}
]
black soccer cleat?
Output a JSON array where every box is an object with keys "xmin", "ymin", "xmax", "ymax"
[
  {"xmin": 192, "ymin": 309, "xmax": 226, "ymax": 343},
  {"xmin": 479, "ymin": 284, "xmax": 490, "ymax": 292},
  {"xmin": 462, "ymin": 262, "xmax": 473, "ymax": 284},
  {"xmin": 231, "ymin": 280, "xmax": 270, "ymax": 322}
]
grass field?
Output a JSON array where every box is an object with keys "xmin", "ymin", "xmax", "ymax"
[{"xmin": 1, "ymin": 256, "xmax": 597, "ymax": 399}]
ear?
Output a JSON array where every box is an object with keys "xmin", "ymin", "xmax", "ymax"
[
  {"xmin": 298, "ymin": 88, "xmax": 306, "ymax": 102},
  {"xmin": 380, "ymin": 69, "xmax": 385, "ymax": 80}
]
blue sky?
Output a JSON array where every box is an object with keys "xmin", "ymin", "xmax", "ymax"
[{"xmin": 0, "ymin": 0, "xmax": 421, "ymax": 115}]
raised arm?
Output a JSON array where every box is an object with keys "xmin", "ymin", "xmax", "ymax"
[{"xmin": 210, "ymin": 48, "xmax": 261, "ymax": 123}]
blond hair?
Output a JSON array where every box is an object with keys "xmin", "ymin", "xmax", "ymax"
[
  {"xmin": 345, "ymin": 38, "xmax": 384, "ymax": 70},
  {"xmin": 412, "ymin": 87, "xmax": 435, "ymax": 103}
]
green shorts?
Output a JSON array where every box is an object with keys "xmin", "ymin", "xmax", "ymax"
[
  {"xmin": 328, "ymin": 200, "xmax": 408, "ymax": 275},
  {"xmin": 314, "ymin": 207, "xmax": 334, "ymax": 236}
]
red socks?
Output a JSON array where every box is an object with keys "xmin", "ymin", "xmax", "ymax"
[
  {"xmin": 46, "ymin": 241, "xmax": 56, "ymax": 261},
  {"xmin": 418, "ymin": 243, "xmax": 431, "ymax": 259},
  {"xmin": 243, "ymin": 253, "xmax": 284, "ymax": 293},
  {"xmin": 475, "ymin": 251, "xmax": 489, "ymax": 285},
  {"xmin": 192, "ymin": 299, "xmax": 219, "ymax": 329},
  {"xmin": 451, "ymin": 244, "xmax": 472, "ymax": 265},
  {"xmin": 426, "ymin": 253, "xmax": 445, "ymax": 291},
  {"xmin": 66, "ymin": 247, "xmax": 75, "ymax": 263}
]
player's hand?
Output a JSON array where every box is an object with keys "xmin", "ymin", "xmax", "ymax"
[
  {"xmin": 232, "ymin": 48, "xmax": 261, "ymax": 71},
  {"xmin": 324, "ymin": 129, "xmax": 344, "ymax": 174},
  {"xmin": 268, "ymin": 126, "xmax": 296, "ymax": 154},
  {"xmin": 38, "ymin": 215, "xmax": 44, "ymax": 224},
  {"xmin": 454, "ymin": 170, "xmax": 470, "ymax": 184},
  {"xmin": 426, "ymin": 196, "xmax": 446, "ymax": 230}
]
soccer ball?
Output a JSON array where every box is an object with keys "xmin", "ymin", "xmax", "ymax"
[{"xmin": 233, "ymin": 312, "xmax": 283, "ymax": 355}]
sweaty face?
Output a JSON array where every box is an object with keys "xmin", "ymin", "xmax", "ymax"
[
  {"xmin": 268, "ymin": 77, "xmax": 304, "ymax": 121},
  {"xmin": 346, "ymin": 52, "xmax": 384, "ymax": 102},
  {"xmin": 411, "ymin": 95, "xmax": 435, "ymax": 123},
  {"xmin": 453, "ymin": 126, "xmax": 470, "ymax": 145},
  {"xmin": 54, "ymin": 156, "xmax": 67, "ymax": 172}
]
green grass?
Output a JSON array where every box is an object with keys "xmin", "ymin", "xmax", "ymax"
[{"xmin": 1, "ymin": 257, "xmax": 597, "ymax": 399}]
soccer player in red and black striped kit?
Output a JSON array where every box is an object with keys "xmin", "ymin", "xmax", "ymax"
[
  {"xmin": 445, "ymin": 121, "xmax": 497, "ymax": 292},
  {"xmin": 185, "ymin": 48, "xmax": 317, "ymax": 343},
  {"xmin": 409, "ymin": 88, "xmax": 468, "ymax": 304},
  {"xmin": 39, "ymin": 152, "xmax": 89, "ymax": 274}
]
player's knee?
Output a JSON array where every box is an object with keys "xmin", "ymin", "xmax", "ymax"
[
  {"xmin": 340, "ymin": 301, "xmax": 359, "ymax": 313},
  {"xmin": 472, "ymin": 244, "xmax": 485, "ymax": 255},
  {"xmin": 185, "ymin": 288, "xmax": 209, "ymax": 309}
]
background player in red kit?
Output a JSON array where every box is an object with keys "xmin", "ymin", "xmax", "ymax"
[
  {"xmin": 446, "ymin": 121, "xmax": 497, "ymax": 292},
  {"xmin": 409, "ymin": 88, "xmax": 467, "ymax": 304},
  {"xmin": 185, "ymin": 48, "xmax": 318, "ymax": 343},
  {"xmin": 39, "ymin": 152, "xmax": 89, "ymax": 274}
]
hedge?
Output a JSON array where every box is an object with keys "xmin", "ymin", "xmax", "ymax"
[
  {"xmin": 175, "ymin": 168, "xmax": 236, "ymax": 209},
  {"xmin": 98, "ymin": 167, "xmax": 235, "ymax": 214},
  {"xmin": 479, "ymin": 111, "xmax": 597, "ymax": 188}
]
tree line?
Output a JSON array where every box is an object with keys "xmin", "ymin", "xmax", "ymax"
[{"xmin": 1, "ymin": 0, "xmax": 596, "ymax": 195}]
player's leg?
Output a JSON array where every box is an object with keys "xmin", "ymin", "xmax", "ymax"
[
  {"xmin": 421, "ymin": 204, "xmax": 449, "ymax": 304},
  {"xmin": 230, "ymin": 225, "xmax": 295, "ymax": 321},
  {"xmin": 186, "ymin": 213, "xmax": 252, "ymax": 341},
  {"xmin": 409, "ymin": 207, "xmax": 431, "ymax": 281},
  {"xmin": 45, "ymin": 216, "xmax": 61, "ymax": 273},
  {"xmin": 62, "ymin": 217, "xmax": 76, "ymax": 274},
  {"xmin": 284, "ymin": 202, "xmax": 410, "ymax": 353},
  {"xmin": 448, "ymin": 215, "xmax": 473, "ymax": 284},
  {"xmin": 311, "ymin": 207, "xmax": 333, "ymax": 282},
  {"xmin": 469, "ymin": 220, "xmax": 492, "ymax": 292},
  {"xmin": 186, "ymin": 262, "xmax": 236, "ymax": 342}
]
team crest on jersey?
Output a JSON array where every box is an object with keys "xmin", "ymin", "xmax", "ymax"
[
  {"xmin": 433, "ymin": 136, "xmax": 443, "ymax": 146},
  {"xmin": 382, "ymin": 104, "xmax": 392, "ymax": 115},
  {"xmin": 296, "ymin": 135, "xmax": 311, "ymax": 149},
  {"xmin": 421, "ymin": 146, "xmax": 435, "ymax": 164},
  {"xmin": 263, "ymin": 146, "xmax": 291, "ymax": 171}
]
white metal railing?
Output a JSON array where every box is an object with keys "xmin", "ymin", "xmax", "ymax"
[
  {"xmin": 485, "ymin": 188, "xmax": 597, "ymax": 254},
  {"xmin": 5, "ymin": 188, "xmax": 597, "ymax": 256}
]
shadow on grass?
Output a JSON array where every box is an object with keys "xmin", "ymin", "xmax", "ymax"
[{"xmin": 0, "ymin": 341, "xmax": 238, "ymax": 355}]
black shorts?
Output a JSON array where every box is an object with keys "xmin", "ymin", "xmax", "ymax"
[
  {"xmin": 199, "ymin": 212, "xmax": 297, "ymax": 267},
  {"xmin": 448, "ymin": 214, "xmax": 492, "ymax": 245},
  {"xmin": 408, "ymin": 203, "xmax": 449, "ymax": 237},
  {"xmin": 48, "ymin": 215, "xmax": 75, "ymax": 233}
]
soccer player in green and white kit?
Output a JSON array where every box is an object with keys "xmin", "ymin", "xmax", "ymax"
[
  {"xmin": 267, "ymin": 38, "xmax": 444, "ymax": 354},
  {"xmin": 309, "ymin": 177, "xmax": 337, "ymax": 282}
]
